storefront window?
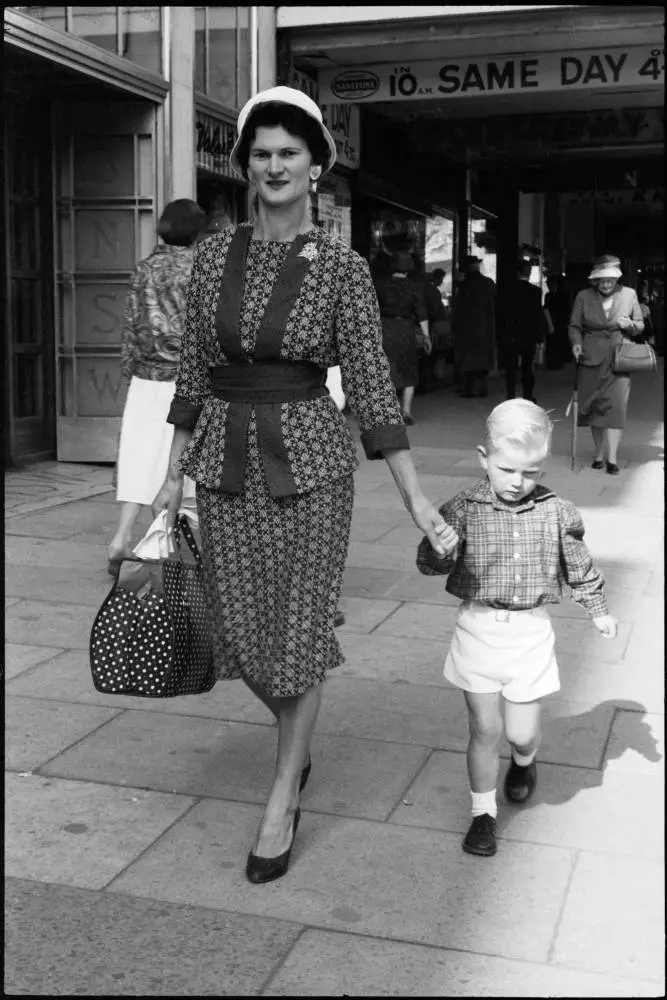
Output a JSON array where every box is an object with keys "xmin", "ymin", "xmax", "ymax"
[
  {"xmin": 71, "ymin": 6, "xmax": 116, "ymax": 54},
  {"xmin": 121, "ymin": 7, "xmax": 161, "ymax": 75},
  {"xmin": 369, "ymin": 204, "xmax": 426, "ymax": 281},
  {"xmin": 11, "ymin": 5, "xmax": 163, "ymax": 76},
  {"xmin": 11, "ymin": 5, "xmax": 67, "ymax": 32},
  {"xmin": 425, "ymin": 215, "xmax": 455, "ymax": 305},
  {"xmin": 194, "ymin": 6, "xmax": 250, "ymax": 109},
  {"xmin": 470, "ymin": 209, "xmax": 498, "ymax": 284},
  {"xmin": 317, "ymin": 174, "xmax": 352, "ymax": 246}
]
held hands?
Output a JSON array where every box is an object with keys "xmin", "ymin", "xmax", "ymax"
[
  {"xmin": 409, "ymin": 495, "xmax": 458, "ymax": 557},
  {"xmin": 593, "ymin": 614, "xmax": 618, "ymax": 639},
  {"xmin": 572, "ymin": 344, "xmax": 583, "ymax": 361},
  {"xmin": 617, "ymin": 316, "xmax": 634, "ymax": 332}
]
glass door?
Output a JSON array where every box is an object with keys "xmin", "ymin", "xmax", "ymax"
[{"xmin": 54, "ymin": 101, "xmax": 158, "ymax": 462}]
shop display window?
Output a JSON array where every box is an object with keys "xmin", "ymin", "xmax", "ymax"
[
  {"xmin": 317, "ymin": 174, "xmax": 352, "ymax": 246},
  {"xmin": 194, "ymin": 6, "xmax": 250, "ymax": 109},
  {"xmin": 12, "ymin": 6, "xmax": 163, "ymax": 76},
  {"xmin": 369, "ymin": 204, "xmax": 426, "ymax": 280}
]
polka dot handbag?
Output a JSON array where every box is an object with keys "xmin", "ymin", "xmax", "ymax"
[{"xmin": 89, "ymin": 515, "xmax": 216, "ymax": 697}]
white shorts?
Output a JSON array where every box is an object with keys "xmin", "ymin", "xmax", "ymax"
[
  {"xmin": 444, "ymin": 601, "xmax": 560, "ymax": 704},
  {"xmin": 116, "ymin": 377, "xmax": 196, "ymax": 506}
]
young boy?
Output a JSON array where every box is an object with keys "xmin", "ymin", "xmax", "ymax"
[{"xmin": 417, "ymin": 399, "xmax": 618, "ymax": 857}]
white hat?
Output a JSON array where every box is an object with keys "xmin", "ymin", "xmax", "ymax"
[
  {"xmin": 230, "ymin": 86, "xmax": 337, "ymax": 179},
  {"xmin": 588, "ymin": 255, "xmax": 623, "ymax": 281}
]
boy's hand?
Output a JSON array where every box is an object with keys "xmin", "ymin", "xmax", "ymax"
[
  {"xmin": 433, "ymin": 523, "xmax": 459, "ymax": 558},
  {"xmin": 593, "ymin": 614, "xmax": 618, "ymax": 639}
]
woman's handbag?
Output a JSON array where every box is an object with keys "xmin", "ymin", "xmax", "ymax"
[
  {"xmin": 89, "ymin": 515, "xmax": 215, "ymax": 697},
  {"xmin": 612, "ymin": 337, "xmax": 658, "ymax": 375}
]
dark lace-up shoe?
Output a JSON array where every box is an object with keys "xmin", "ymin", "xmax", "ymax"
[
  {"xmin": 462, "ymin": 814, "xmax": 497, "ymax": 856},
  {"xmin": 504, "ymin": 759, "xmax": 537, "ymax": 803}
]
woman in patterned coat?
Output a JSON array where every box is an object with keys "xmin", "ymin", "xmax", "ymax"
[{"xmin": 155, "ymin": 87, "xmax": 454, "ymax": 884}]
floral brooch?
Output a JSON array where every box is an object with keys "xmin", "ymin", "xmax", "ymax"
[{"xmin": 298, "ymin": 242, "xmax": 319, "ymax": 262}]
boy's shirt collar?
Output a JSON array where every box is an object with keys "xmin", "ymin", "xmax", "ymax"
[{"xmin": 466, "ymin": 478, "xmax": 556, "ymax": 512}]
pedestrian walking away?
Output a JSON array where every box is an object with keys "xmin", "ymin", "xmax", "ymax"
[
  {"xmin": 155, "ymin": 85, "xmax": 449, "ymax": 885},
  {"xmin": 500, "ymin": 259, "xmax": 551, "ymax": 404},
  {"xmin": 108, "ymin": 199, "xmax": 206, "ymax": 575},
  {"xmin": 416, "ymin": 399, "xmax": 618, "ymax": 857},
  {"xmin": 374, "ymin": 249, "xmax": 430, "ymax": 424},
  {"xmin": 569, "ymin": 254, "xmax": 645, "ymax": 475},
  {"xmin": 452, "ymin": 255, "xmax": 496, "ymax": 398}
]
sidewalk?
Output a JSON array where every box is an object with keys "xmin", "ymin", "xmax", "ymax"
[{"xmin": 5, "ymin": 365, "xmax": 664, "ymax": 997}]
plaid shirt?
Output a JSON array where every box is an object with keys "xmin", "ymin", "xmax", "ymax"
[{"xmin": 417, "ymin": 479, "xmax": 608, "ymax": 618}]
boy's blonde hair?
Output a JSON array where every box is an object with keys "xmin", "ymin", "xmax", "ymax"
[{"xmin": 484, "ymin": 399, "xmax": 553, "ymax": 457}]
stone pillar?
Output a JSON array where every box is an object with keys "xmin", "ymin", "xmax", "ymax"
[{"xmin": 169, "ymin": 7, "xmax": 196, "ymax": 200}]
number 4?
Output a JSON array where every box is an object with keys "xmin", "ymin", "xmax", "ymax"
[{"xmin": 639, "ymin": 50, "xmax": 664, "ymax": 81}]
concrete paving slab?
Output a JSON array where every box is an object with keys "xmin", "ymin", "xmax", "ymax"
[
  {"xmin": 5, "ymin": 564, "xmax": 112, "ymax": 607},
  {"xmin": 39, "ymin": 711, "xmax": 279, "ymax": 802},
  {"xmin": 5, "ymin": 534, "xmax": 111, "ymax": 571},
  {"xmin": 336, "ymin": 596, "xmax": 403, "ymax": 633},
  {"xmin": 382, "ymin": 572, "xmax": 462, "ymax": 606},
  {"xmin": 555, "ymin": 655, "xmax": 664, "ymax": 713},
  {"xmin": 5, "ymin": 772, "xmax": 196, "ymax": 889},
  {"xmin": 3, "ymin": 643, "xmax": 64, "ymax": 681},
  {"xmin": 603, "ymin": 710, "xmax": 664, "ymax": 776},
  {"xmin": 348, "ymin": 508, "xmax": 408, "ymax": 543},
  {"xmin": 552, "ymin": 852, "xmax": 665, "ymax": 982},
  {"xmin": 392, "ymin": 751, "xmax": 664, "ymax": 858},
  {"xmin": 5, "ymin": 501, "xmax": 121, "ymax": 539},
  {"xmin": 5, "ymin": 599, "xmax": 96, "ymax": 649},
  {"xmin": 110, "ymin": 800, "xmax": 574, "ymax": 965},
  {"xmin": 340, "ymin": 565, "xmax": 403, "ymax": 599},
  {"xmin": 6, "ymin": 651, "xmax": 273, "ymax": 724},
  {"xmin": 5, "ymin": 696, "xmax": 121, "ymax": 772},
  {"xmin": 5, "ymin": 878, "xmax": 302, "ymax": 997},
  {"xmin": 262, "ymin": 928, "xmax": 660, "ymax": 997},
  {"xmin": 336, "ymin": 633, "xmax": 449, "ymax": 685},
  {"xmin": 345, "ymin": 541, "xmax": 429, "ymax": 571}
]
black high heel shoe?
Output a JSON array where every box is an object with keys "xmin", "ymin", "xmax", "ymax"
[
  {"xmin": 299, "ymin": 755, "xmax": 312, "ymax": 793},
  {"xmin": 245, "ymin": 808, "xmax": 301, "ymax": 885}
]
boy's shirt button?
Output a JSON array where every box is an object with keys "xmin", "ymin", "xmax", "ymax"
[
  {"xmin": 512, "ymin": 595, "xmax": 519, "ymax": 603},
  {"xmin": 513, "ymin": 531, "xmax": 520, "ymax": 538},
  {"xmin": 514, "ymin": 553, "xmax": 521, "ymax": 560}
]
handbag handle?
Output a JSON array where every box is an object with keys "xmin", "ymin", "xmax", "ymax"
[{"xmin": 172, "ymin": 514, "xmax": 202, "ymax": 565}]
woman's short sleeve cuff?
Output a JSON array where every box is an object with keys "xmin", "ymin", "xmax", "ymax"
[
  {"xmin": 361, "ymin": 424, "xmax": 410, "ymax": 460},
  {"xmin": 166, "ymin": 396, "xmax": 202, "ymax": 430}
]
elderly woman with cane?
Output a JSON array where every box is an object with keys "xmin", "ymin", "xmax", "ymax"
[
  {"xmin": 155, "ymin": 86, "xmax": 453, "ymax": 884},
  {"xmin": 569, "ymin": 254, "xmax": 644, "ymax": 475}
]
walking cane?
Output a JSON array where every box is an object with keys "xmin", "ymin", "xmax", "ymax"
[{"xmin": 565, "ymin": 360, "xmax": 580, "ymax": 471}]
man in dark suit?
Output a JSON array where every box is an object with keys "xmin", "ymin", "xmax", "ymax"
[{"xmin": 500, "ymin": 260, "xmax": 549, "ymax": 403}]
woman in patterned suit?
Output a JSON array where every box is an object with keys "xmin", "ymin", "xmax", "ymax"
[{"xmin": 155, "ymin": 87, "xmax": 454, "ymax": 884}]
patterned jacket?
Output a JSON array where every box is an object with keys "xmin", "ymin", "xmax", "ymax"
[
  {"xmin": 120, "ymin": 244, "xmax": 195, "ymax": 382},
  {"xmin": 416, "ymin": 479, "xmax": 608, "ymax": 617},
  {"xmin": 168, "ymin": 224, "xmax": 408, "ymax": 495}
]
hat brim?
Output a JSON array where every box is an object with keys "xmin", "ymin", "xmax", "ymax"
[
  {"xmin": 589, "ymin": 267, "xmax": 622, "ymax": 280},
  {"xmin": 229, "ymin": 113, "xmax": 337, "ymax": 180}
]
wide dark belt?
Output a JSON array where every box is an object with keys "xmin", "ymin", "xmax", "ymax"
[{"xmin": 210, "ymin": 362, "xmax": 328, "ymax": 495}]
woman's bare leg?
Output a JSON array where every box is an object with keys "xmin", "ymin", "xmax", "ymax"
[
  {"xmin": 607, "ymin": 428, "xmax": 623, "ymax": 464},
  {"xmin": 249, "ymin": 680, "xmax": 323, "ymax": 858},
  {"xmin": 591, "ymin": 427, "xmax": 606, "ymax": 462},
  {"xmin": 401, "ymin": 386, "xmax": 415, "ymax": 418},
  {"xmin": 109, "ymin": 502, "xmax": 142, "ymax": 560}
]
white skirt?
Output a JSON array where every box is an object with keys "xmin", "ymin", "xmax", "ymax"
[
  {"xmin": 444, "ymin": 601, "xmax": 560, "ymax": 704},
  {"xmin": 116, "ymin": 376, "xmax": 196, "ymax": 506}
]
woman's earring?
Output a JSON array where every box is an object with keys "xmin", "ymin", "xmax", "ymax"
[{"xmin": 310, "ymin": 177, "xmax": 318, "ymax": 194}]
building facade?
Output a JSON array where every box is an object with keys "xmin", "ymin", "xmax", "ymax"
[{"xmin": 3, "ymin": 6, "xmax": 276, "ymax": 466}]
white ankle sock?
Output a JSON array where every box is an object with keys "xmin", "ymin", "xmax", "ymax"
[
  {"xmin": 471, "ymin": 790, "xmax": 497, "ymax": 819},
  {"xmin": 512, "ymin": 749, "xmax": 537, "ymax": 767}
]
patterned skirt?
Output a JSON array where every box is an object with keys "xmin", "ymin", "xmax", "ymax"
[{"xmin": 196, "ymin": 416, "xmax": 354, "ymax": 698}]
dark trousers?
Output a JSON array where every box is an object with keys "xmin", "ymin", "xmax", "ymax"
[{"xmin": 505, "ymin": 342, "xmax": 536, "ymax": 400}]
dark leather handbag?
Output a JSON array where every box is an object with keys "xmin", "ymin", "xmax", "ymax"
[
  {"xmin": 89, "ymin": 515, "xmax": 215, "ymax": 697},
  {"xmin": 612, "ymin": 337, "xmax": 658, "ymax": 375}
]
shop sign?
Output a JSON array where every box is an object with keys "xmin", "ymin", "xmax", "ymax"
[
  {"xmin": 321, "ymin": 104, "xmax": 360, "ymax": 170},
  {"xmin": 289, "ymin": 67, "xmax": 361, "ymax": 170},
  {"xmin": 320, "ymin": 46, "xmax": 665, "ymax": 102},
  {"xmin": 195, "ymin": 111, "xmax": 236, "ymax": 178}
]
